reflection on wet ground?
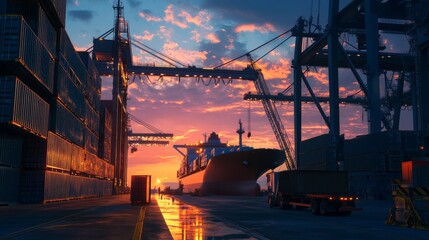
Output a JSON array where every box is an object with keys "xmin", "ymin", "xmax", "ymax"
[{"xmin": 156, "ymin": 194, "xmax": 257, "ymax": 240}]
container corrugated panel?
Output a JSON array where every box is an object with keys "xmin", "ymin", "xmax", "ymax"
[
  {"xmin": 37, "ymin": 5, "xmax": 56, "ymax": 57},
  {"xmin": 0, "ymin": 134, "xmax": 23, "ymax": 168},
  {"xmin": 0, "ymin": 77, "xmax": 49, "ymax": 138},
  {"xmin": 52, "ymin": 100, "xmax": 85, "ymax": 147},
  {"xmin": 105, "ymin": 162, "xmax": 114, "ymax": 179},
  {"xmin": 44, "ymin": 170, "xmax": 70, "ymax": 201},
  {"xmin": 84, "ymin": 151, "xmax": 97, "ymax": 176},
  {"xmin": 78, "ymin": 51, "xmax": 102, "ymax": 91},
  {"xmin": 69, "ymin": 175, "xmax": 112, "ymax": 198},
  {"xmin": 70, "ymin": 143, "xmax": 85, "ymax": 172},
  {"xmin": 56, "ymin": 63, "xmax": 85, "ymax": 120},
  {"xmin": 20, "ymin": 170, "xmax": 45, "ymax": 203},
  {"xmin": 85, "ymin": 100, "xmax": 100, "ymax": 135},
  {"xmin": 46, "ymin": 132, "xmax": 71, "ymax": 171},
  {"xmin": 0, "ymin": 166, "xmax": 20, "ymax": 204},
  {"xmin": 21, "ymin": 135, "xmax": 47, "ymax": 170},
  {"xmin": 59, "ymin": 29, "xmax": 88, "ymax": 85},
  {"xmin": 278, "ymin": 170, "xmax": 349, "ymax": 195},
  {"xmin": 49, "ymin": 0, "xmax": 67, "ymax": 27},
  {"xmin": 85, "ymin": 127, "xmax": 99, "ymax": 156},
  {"xmin": 0, "ymin": 16, "xmax": 54, "ymax": 92}
]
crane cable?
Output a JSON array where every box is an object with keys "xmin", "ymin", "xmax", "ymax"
[
  {"xmin": 128, "ymin": 113, "xmax": 164, "ymax": 133},
  {"xmin": 131, "ymin": 37, "xmax": 187, "ymax": 68},
  {"xmin": 214, "ymin": 27, "xmax": 294, "ymax": 69}
]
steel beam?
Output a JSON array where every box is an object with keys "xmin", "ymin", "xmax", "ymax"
[
  {"xmin": 365, "ymin": 0, "xmax": 381, "ymax": 133},
  {"xmin": 293, "ymin": 18, "xmax": 304, "ymax": 168}
]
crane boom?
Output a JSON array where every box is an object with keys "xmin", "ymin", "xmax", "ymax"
[{"xmin": 247, "ymin": 54, "xmax": 296, "ymax": 170}]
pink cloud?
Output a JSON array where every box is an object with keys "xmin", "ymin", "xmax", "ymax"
[
  {"xmin": 206, "ymin": 33, "xmax": 220, "ymax": 44},
  {"xmin": 164, "ymin": 5, "xmax": 188, "ymax": 29},
  {"xmin": 134, "ymin": 31, "xmax": 155, "ymax": 41},
  {"xmin": 138, "ymin": 11, "xmax": 161, "ymax": 22},
  {"xmin": 234, "ymin": 23, "xmax": 276, "ymax": 33},
  {"xmin": 178, "ymin": 10, "xmax": 211, "ymax": 28}
]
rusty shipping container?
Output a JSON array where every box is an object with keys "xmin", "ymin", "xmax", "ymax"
[
  {"xmin": 99, "ymin": 101, "xmax": 112, "ymax": 162},
  {"xmin": 41, "ymin": 0, "xmax": 67, "ymax": 28},
  {"xmin": 84, "ymin": 126, "xmax": 99, "ymax": 156},
  {"xmin": 0, "ymin": 77, "xmax": 49, "ymax": 138},
  {"xmin": 131, "ymin": 175, "xmax": 151, "ymax": 205},
  {"xmin": 0, "ymin": 16, "xmax": 55, "ymax": 93},
  {"xmin": 70, "ymin": 143, "xmax": 85, "ymax": 173}
]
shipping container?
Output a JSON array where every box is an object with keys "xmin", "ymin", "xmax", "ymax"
[
  {"xmin": 0, "ymin": 134, "xmax": 23, "ymax": 168},
  {"xmin": 21, "ymin": 135, "xmax": 47, "ymax": 170},
  {"xmin": 46, "ymin": 131, "xmax": 72, "ymax": 171},
  {"xmin": 69, "ymin": 175, "xmax": 113, "ymax": 198},
  {"xmin": 56, "ymin": 63, "xmax": 85, "ymax": 120},
  {"xmin": 105, "ymin": 162, "xmax": 114, "ymax": 180},
  {"xmin": 99, "ymin": 101, "xmax": 112, "ymax": 162},
  {"xmin": 44, "ymin": 170, "xmax": 70, "ymax": 201},
  {"xmin": 0, "ymin": 16, "xmax": 55, "ymax": 93},
  {"xmin": 37, "ymin": 4, "xmax": 57, "ymax": 57},
  {"xmin": 51, "ymin": 100, "xmax": 85, "ymax": 147},
  {"xmin": 84, "ymin": 127, "xmax": 99, "ymax": 156},
  {"xmin": 0, "ymin": 166, "xmax": 20, "ymax": 204},
  {"xmin": 0, "ymin": 77, "xmax": 49, "ymax": 138},
  {"xmin": 70, "ymin": 143, "xmax": 85, "ymax": 173},
  {"xmin": 131, "ymin": 175, "xmax": 151, "ymax": 205},
  {"xmin": 58, "ymin": 29, "xmax": 88, "ymax": 86},
  {"xmin": 277, "ymin": 170, "xmax": 349, "ymax": 195},
  {"xmin": 41, "ymin": 0, "xmax": 67, "ymax": 27},
  {"xmin": 78, "ymin": 51, "xmax": 102, "ymax": 92},
  {"xmin": 402, "ymin": 160, "xmax": 429, "ymax": 186},
  {"xmin": 85, "ymin": 100, "xmax": 100, "ymax": 135},
  {"xmin": 20, "ymin": 170, "xmax": 45, "ymax": 203}
]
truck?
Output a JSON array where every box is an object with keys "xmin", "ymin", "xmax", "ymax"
[{"xmin": 267, "ymin": 170, "xmax": 360, "ymax": 216}]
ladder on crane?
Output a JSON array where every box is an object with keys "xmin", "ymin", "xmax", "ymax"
[{"xmin": 247, "ymin": 54, "xmax": 296, "ymax": 170}]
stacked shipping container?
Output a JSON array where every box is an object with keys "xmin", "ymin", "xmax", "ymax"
[{"xmin": 0, "ymin": 0, "xmax": 116, "ymax": 204}]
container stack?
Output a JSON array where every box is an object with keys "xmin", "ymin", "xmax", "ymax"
[{"xmin": 0, "ymin": 0, "xmax": 115, "ymax": 204}]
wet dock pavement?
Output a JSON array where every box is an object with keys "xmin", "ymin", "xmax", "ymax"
[{"xmin": 1, "ymin": 194, "xmax": 428, "ymax": 239}]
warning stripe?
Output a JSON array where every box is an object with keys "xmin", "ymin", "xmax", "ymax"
[{"xmin": 393, "ymin": 186, "xmax": 429, "ymax": 197}]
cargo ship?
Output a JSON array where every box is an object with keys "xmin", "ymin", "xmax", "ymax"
[{"xmin": 174, "ymin": 121, "xmax": 285, "ymax": 195}]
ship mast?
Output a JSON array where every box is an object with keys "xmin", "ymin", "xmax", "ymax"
[{"xmin": 236, "ymin": 119, "xmax": 245, "ymax": 148}]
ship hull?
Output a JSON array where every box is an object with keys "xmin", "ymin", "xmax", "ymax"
[{"xmin": 179, "ymin": 148, "xmax": 285, "ymax": 196}]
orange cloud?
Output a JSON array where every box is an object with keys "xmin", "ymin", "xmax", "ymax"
[
  {"xmin": 138, "ymin": 11, "xmax": 161, "ymax": 22},
  {"xmin": 206, "ymin": 33, "xmax": 220, "ymax": 44},
  {"xmin": 164, "ymin": 5, "xmax": 188, "ymax": 29},
  {"xmin": 134, "ymin": 31, "xmax": 155, "ymax": 41},
  {"xmin": 234, "ymin": 23, "xmax": 276, "ymax": 33},
  {"xmin": 178, "ymin": 10, "xmax": 211, "ymax": 28}
]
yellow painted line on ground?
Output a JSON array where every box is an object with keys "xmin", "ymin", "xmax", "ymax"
[{"xmin": 132, "ymin": 206, "xmax": 147, "ymax": 240}]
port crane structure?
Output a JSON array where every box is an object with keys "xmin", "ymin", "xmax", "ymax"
[
  {"xmin": 92, "ymin": 0, "xmax": 429, "ymax": 178},
  {"xmin": 88, "ymin": 0, "xmax": 298, "ymax": 178}
]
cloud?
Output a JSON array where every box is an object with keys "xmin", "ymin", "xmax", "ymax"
[
  {"xmin": 139, "ymin": 9, "xmax": 162, "ymax": 22},
  {"xmin": 206, "ymin": 33, "xmax": 220, "ymax": 44},
  {"xmin": 199, "ymin": 26, "xmax": 248, "ymax": 67},
  {"xmin": 164, "ymin": 5, "xmax": 188, "ymax": 29},
  {"xmin": 68, "ymin": 10, "xmax": 94, "ymax": 23},
  {"xmin": 67, "ymin": 0, "xmax": 79, "ymax": 6},
  {"xmin": 235, "ymin": 23, "xmax": 276, "ymax": 33},
  {"xmin": 126, "ymin": 0, "xmax": 141, "ymax": 8},
  {"xmin": 134, "ymin": 31, "xmax": 155, "ymax": 41}
]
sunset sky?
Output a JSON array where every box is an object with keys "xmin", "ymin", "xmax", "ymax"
[{"xmin": 65, "ymin": 0, "xmax": 413, "ymax": 188}]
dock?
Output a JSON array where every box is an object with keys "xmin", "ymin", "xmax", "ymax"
[{"xmin": 1, "ymin": 194, "xmax": 427, "ymax": 240}]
